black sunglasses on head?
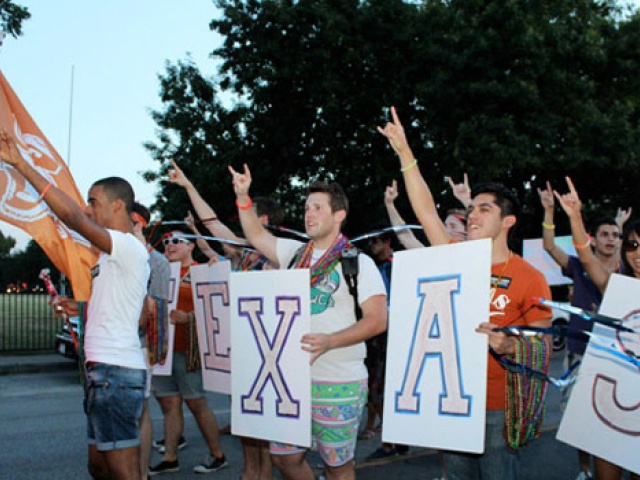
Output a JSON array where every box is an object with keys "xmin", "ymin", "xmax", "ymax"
[
  {"xmin": 623, "ymin": 239, "xmax": 640, "ymax": 252},
  {"xmin": 162, "ymin": 237, "xmax": 191, "ymax": 246}
]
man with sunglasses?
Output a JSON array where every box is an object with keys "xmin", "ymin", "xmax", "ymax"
[
  {"xmin": 149, "ymin": 228, "xmax": 227, "ymax": 476},
  {"xmin": 539, "ymin": 184, "xmax": 622, "ymax": 480}
]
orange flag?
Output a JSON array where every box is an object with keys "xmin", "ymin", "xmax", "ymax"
[{"xmin": 0, "ymin": 70, "xmax": 96, "ymax": 300}]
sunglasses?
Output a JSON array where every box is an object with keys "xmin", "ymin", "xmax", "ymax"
[
  {"xmin": 623, "ymin": 239, "xmax": 640, "ymax": 252},
  {"xmin": 162, "ymin": 237, "xmax": 191, "ymax": 246}
]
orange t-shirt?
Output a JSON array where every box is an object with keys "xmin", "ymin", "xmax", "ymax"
[
  {"xmin": 486, "ymin": 254, "xmax": 551, "ymax": 410},
  {"xmin": 173, "ymin": 263, "xmax": 197, "ymax": 352}
]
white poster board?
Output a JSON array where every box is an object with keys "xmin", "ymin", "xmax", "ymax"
[
  {"xmin": 152, "ymin": 261, "xmax": 181, "ymax": 376},
  {"xmin": 230, "ymin": 269, "xmax": 311, "ymax": 446},
  {"xmin": 557, "ymin": 273, "xmax": 640, "ymax": 475},
  {"xmin": 383, "ymin": 239, "xmax": 490, "ymax": 453},
  {"xmin": 191, "ymin": 262, "xmax": 232, "ymax": 394},
  {"xmin": 523, "ymin": 236, "xmax": 576, "ymax": 287}
]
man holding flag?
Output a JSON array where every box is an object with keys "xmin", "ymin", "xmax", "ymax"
[{"xmin": 0, "ymin": 131, "xmax": 150, "ymax": 480}]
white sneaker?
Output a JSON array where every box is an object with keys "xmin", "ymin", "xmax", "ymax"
[{"xmin": 575, "ymin": 471, "xmax": 593, "ymax": 480}]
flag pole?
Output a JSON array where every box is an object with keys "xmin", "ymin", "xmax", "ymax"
[{"xmin": 60, "ymin": 65, "xmax": 74, "ymax": 297}]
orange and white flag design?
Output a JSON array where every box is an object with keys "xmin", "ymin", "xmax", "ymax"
[{"xmin": 0, "ymin": 70, "xmax": 96, "ymax": 300}]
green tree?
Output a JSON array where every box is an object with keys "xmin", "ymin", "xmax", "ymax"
[
  {"xmin": 0, "ymin": 0, "xmax": 30, "ymax": 38},
  {"xmin": 145, "ymin": 0, "xmax": 640, "ymax": 247},
  {"xmin": 0, "ymin": 229, "xmax": 16, "ymax": 257}
]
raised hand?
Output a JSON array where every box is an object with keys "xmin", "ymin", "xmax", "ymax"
[
  {"xmin": 616, "ymin": 206, "xmax": 632, "ymax": 230},
  {"xmin": 384, "ymin": 180, "xmax": 399, "ymax": 205},
  {"xmin": 537, "ymin": 181, "xmax": 555, "ymax": 211},
  {"xmin": 377, "ymin": 106, "xmax": 412, "ymax": 158},
  {"xmin": 228, "ymin": 163, "xmax": 252, "ymax": 197},
  {"xmin": 167, "ymin": 158, "xmax": 192, "ymax": 188},
  {"xmin": 0, "ymin": 131, "xmax": 24, "ymax": 166},
  {"xmin": 447, "ymin": 173, "xmax": 471, "ymax": 207},
  {"xmin": 553, "ymin": 177, "xmax": 582, "ymax": 219}
]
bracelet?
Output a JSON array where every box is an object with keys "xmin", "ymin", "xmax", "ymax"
[
  {"xmin": 573, "ymin": 236, "xmax": 591, "ymax": 250},
  {"xmin": 236, "ymin": 197, "xmax": 253, "ymax": 211},
  {"xmin": 38, "ymin": 182, "xmax": 53, "ymax": 202},
  {"xmin": 400, "ymin": 159, "xmax": 418, "ymax": 173},
  {"xmin": 542, "ymin": 222, "xmax": 555, "ymax": 230},
  {"xmin": 200, "ymin": 216, "xmax": 218, "ymax": 223}
]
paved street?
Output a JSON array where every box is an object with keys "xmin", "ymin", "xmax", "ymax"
[{"xmin": 0, "ymin": 352, "xmax": 588, "ymax": 479}]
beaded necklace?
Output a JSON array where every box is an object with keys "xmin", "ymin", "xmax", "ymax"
[
  {"xmin": 504, "ymin": 336, "xmax": 551, "ymax": 451},
  {"xmin": 291, "ymin": 233, "xmax": 348, "ymax": 286}
]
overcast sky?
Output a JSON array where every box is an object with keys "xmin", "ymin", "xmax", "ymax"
[{"xmin": 1, "ymin": 0, "xmax": 221, "ymax": 251}]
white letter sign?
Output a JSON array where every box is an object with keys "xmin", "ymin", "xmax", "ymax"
[
  {"xmin": 383, "ymin": 239, "xmax": 490, "ymax": 453},
  {"xmin": 230, "ymin": 269, "xmax": 311, "ymax": 446}
]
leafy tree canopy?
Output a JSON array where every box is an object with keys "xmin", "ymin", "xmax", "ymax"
[
  {"xmin": 145, "ymin": 0, "xmax": 640, "ymax": 250},
  {"xmin": 0, "ymin": 0, "xmax": 30, "ymax": 38}
]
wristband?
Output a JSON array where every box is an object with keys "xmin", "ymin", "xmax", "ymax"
[
  {"xmin": 573, "ymin": 236, "xmax": 591, "ymax": 250},
  {"xmin": 542, "ymin": 222, "xmax": 555, "ymax": 230},
  {"xmin": 236, "ymin": 197, "xmax": 253, "ymax": 211},
  {"xmin": 39, "ymin": 182, "xmax": 53, "ymax": 202},
  {"xmin": 400, "ymin": 159, "xmax": 418, "ymax": 173}
]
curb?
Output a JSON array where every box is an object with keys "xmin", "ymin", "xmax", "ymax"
[{"xmin": 0, "ymin": 355, "xmax": 78, "ymax": 376}]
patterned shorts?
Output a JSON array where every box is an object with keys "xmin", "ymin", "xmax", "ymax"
[{"xmin": 270, "ymin": 379, "xmax": 368, "ymax": 467}]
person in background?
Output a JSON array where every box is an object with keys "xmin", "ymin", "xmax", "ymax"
[
  {"xmin": 132, "ymin": 202, "xmax": 172, "ymax": 479},
  {"xmin": 554, "ymin": 177, "xmax": 640, "ymax": 480},
  {"xmin": 149, "ymin": 228, "xmax": 227, "ymax": 476}
]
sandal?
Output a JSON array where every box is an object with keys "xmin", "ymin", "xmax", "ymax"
[{"xmin": 358, "ymin": 429, "xmax": 377, "ymax": 440}]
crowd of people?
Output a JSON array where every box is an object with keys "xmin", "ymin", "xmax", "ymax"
[{"xmin": 0, "ymin": 100, "xmax": 638, "ymax": 480}]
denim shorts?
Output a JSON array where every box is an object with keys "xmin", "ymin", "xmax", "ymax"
[
  {"xmin": 84, "ymin": 362, "xmax": 146, "ymax": 451},
  {"xmin": 152, "ymin": 351, "xmax": 205, "ymax": 400}
]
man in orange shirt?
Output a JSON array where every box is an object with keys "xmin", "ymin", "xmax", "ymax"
[
  {"xmin": 149, "ymin": 228, "xmax": 227, "ymax": 476},
  {"xmin": 378, "ymin": 107, "xmax": 552, "ymax": 480}
]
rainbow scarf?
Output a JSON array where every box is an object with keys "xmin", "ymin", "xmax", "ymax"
[
  {"xmin": 289, "ymin": 234, "xmax": 349, "ymax": 287},
  {"xmin": 504, "ymin": 336, "xmax": 551, "ymax": 451}
]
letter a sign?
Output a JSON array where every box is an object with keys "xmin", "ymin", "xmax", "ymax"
[
  {"xmin": 230, "ymin": 269, "xmax": 311, "ymax": 446},
  {"xmin": 383, "ymin": 239, "xmax": 490, "ymax": 453}
]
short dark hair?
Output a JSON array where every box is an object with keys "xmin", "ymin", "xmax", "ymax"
[
  {"xmin": 471, "ymin": 182, "xmax": 520, "ymax": 219},
  {"xmin": 308, "ymin": 181, "xmax": 349, "ymax": 216},
  {"xmin": 132, "ymin": 202, "xmax": 151, "ymax": 225},
  {"xmin": 254, "ymin": 196, "xmax": 285, "ymax": 226},
  {"xmin": 589, "ymin": 217, "xmax": 618, "ymax": 237},
  {"xmin": 92, "ymin": 177, "xmax": 135, "ymax": 214}
]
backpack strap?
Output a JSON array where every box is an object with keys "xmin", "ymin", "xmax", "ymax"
[{"xmin": 341, "ymin": 245, "xmax": 362, "ymax": 320}]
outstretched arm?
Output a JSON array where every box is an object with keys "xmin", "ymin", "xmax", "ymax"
[
  {"xmin": 168, "ymin": 159, "xmax": 243, "ymax": 244},
  {"xmin": 538, "ymin": 181, "xmax": 569, "ymax": 269},
  {"xmin": 229, "ymin": 164, "xmax": 279, "ymax": 265},
  {"xmin": 384, "ymin": 180, "xmax": 424, "ymax": 249},
  {"xmin": 377, "ymin": 107, "xmax": 449, "ymax": 246},
  {"xmin": 184, "ymin": 211, "xmax": 220, "ymax": 261},
  {"xmin": 554, "ymin": 177, "xmax": 609, "ymax": 293},
  {"xmin": 0, "ymin": 132, "xmax": 112, "ymax": 253}
]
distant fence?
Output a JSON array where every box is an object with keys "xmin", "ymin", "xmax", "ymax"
[{"xmin": 0, "ymin": 294, "xmax": 62, "ymax": 353}]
